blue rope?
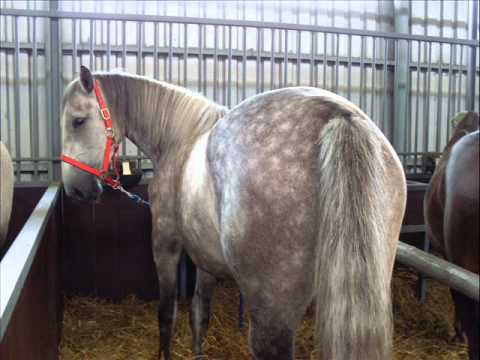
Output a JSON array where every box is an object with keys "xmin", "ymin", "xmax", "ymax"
[{"xmin": 117, "ymin": 186, "xmax": 151, "ymax": 208}]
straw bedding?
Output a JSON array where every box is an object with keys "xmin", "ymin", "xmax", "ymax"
[{"xmin": 59, "ymin": 267, "xmax": 468, "ymax": 360}]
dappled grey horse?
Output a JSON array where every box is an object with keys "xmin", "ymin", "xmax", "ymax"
[
  {"xmin": 61, "ymin": 66, "xmax": 406, "ymax": 360},
  {"xmin": 0, "ymin": 141, "xmax": 14, "ymax": 251}
]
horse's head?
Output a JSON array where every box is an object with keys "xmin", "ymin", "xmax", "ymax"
[{"xmin": 61, "ymin": 66, "xmax": 112, "ymax": 202}]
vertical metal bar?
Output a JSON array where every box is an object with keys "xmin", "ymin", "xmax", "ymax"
[
  {"xmin": 436, "ymin": 42, "xmax": 443, "ymax": 152},
  {"xmin": 242, "ymin": 26, "xmax": 246, "ymax": 100},
  {"xmin": 270, "ymin": 29, "xmax": 275, "ymax": 90},
  {"xmin": 260, "ymin": 1, "xmax": 265, "ymax": 92},
  {"xmin": 227, "ymin": 25, "xmax": 232, "ymax": 108},
  {"xmin": 414, "ymin": 41, "xmax": 421, "ymax": 173},
  {"xmin": 184, "ymin": 23, "xmax": 188, "ymax": 88},
  {"xmin": 382, "ymin": 38, "xmax": 388, "ymax": 134},
  {"xmin": 72, "ymin": 19, "xmax": 77, "ymax": 76},
  {"xmin": 284, "ymin": 29, "xmax": 288, "ymax": 87},
  {"xmin": 137, "ymin": 22, "xmax": 142, "ymax": 75},
  {"xmin": 466, "ymin": 0, "xmax": 478, "ymax": 111},
  {"xmin": 106, "ymin": 20, "xmax": 111, "ymax": 70},
  {"xmin": 359, "ymin": 36, "xmax": 365, "ymax": 109},
  {"xmin": 198, "ymin": 24, "xmax": 203, "ymax": 93},
  {"xmin": 335, "ymin": 33, "xmax": 339, "ymax": 93},
  {"xmin": 446, "ymin": 44, "xmax": 454, "ymax": 140},
  {"xmin": 89, "ymin": 19, "xmax": 94, "ymax": 70},
  {"xmin": 154, "ymin": 22, "xmax": 159, "ymax": 79},
  {"xmin": 347, "ymin": 34, "xmax": 352, "ymax": 100},
  {"xmin": 393, "ymin": 40, "xmax": 399, "ymax": 146},
  {"xmin": 424, "ymin": 42, "xmax": 432, "ymax": 160},
  {"xmin": 213, "ymin": 24, "xmax": 218, "ymax": 101},
  {"xmin": 323, "ymin": 33, "xmax": 327, "ymax": 89},
  {"xmin": 371, "ymin": 37, "xmax": 376, "ymax": 120},
  {"xmin": 457, "ymin": 45, "xmax": 463, "ymax": 113},
  {"xmin": 122, "ymin": 20, "xmax": 126, "ymax": 69},
  {"xmin": 49, "ymin": 0, "xmax": 61, "ymax": 180},
  {"xmin": 256, "ymin": 27, "xmax": 261, "ymax": 93},
  {"xmin": 13, "ymin": 16, "xmax": 21, "ymax": 180},
  {"xmin": 168, "ymin": 22, "xmax": 172, "ymax": 83},
  {"xmin": 32, "ymin": 16, "xmax": 39, "ymax": 180},
  {"xmin": 310, "ymin": 31, "xmax": 315, "ymax": 86},
  {"xmin": 405, "ymin": 40, "xmax": 412, "ymax": 154},
  {"xmin": 296, "ymin": 30, "xmax": 301, "ymax": 86}
]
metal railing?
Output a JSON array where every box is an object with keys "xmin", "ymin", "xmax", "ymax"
[{"xmin": 0, "ymin": 5, "xmax": 479, "ymax": 182}]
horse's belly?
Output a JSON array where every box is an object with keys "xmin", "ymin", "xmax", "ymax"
[{"xmin": 180, "ymin": 132, "xmax": 230, "ymax": 277}]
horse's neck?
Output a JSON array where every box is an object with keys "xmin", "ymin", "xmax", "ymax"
[{"xmin": 97, "ymin": 73, "xmax": 226, "ymax": 163}]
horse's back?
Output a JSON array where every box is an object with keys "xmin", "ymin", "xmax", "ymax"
[
  {"xmin": 0, "ymin": 141, "xmax": 14, "ymax": 249},
  {"xmin": 444, "ymin": 130, "xmax": 479, "ymax": 273}
]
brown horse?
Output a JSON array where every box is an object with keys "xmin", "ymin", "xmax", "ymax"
[
  {"xmin": 424, "ymin": 111, "xmax": 479, "ymax": 359},
  {"xmin": 0, "ymin": 141, "xmax": 14, "ymax": 252},
  {"xmin": 61, "ymin": 66, "xmax": 406, "ymax": 359}
]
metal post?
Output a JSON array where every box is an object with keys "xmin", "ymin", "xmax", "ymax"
[
  {"xmin": 49, "ymin": 0, "xmax": 61, "ymax": 180},
  {"xmin": 466, "ymin": 0, "xmax": 478, "ymax": 111}
]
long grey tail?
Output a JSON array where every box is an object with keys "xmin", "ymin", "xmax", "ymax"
[{"xmin": 315, "ymin": 115, "xmax": 392, "ymax": 359}]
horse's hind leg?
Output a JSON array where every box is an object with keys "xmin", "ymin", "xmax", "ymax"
[
  {"xmin": 248, "ymin": 304, "xmax": 297, "ymax": 360},
  {"xmin": 190, "ymin": 269, "xmax": 216, "ymax": 356}
]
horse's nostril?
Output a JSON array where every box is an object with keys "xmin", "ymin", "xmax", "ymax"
[{"xmin": 73, "ymin": 187, "xmax": 85, "ymax": 200}]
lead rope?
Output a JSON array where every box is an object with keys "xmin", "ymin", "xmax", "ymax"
[{"xmin": 116, "ymin": 185, "xmax": 151, "ymax": 208}]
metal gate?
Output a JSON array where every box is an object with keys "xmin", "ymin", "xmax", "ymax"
[{"xmin": 1, "ymin": 1, "xmax": 479, "ymax": 182}]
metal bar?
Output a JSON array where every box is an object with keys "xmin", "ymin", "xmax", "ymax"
[
  {"xmin": 405, "ymin": 40, "xmax": 412, "ymax": 154},
  {"xmin": 414, "ymin": 41, "xmax": 421, "ymax": 173},
  {"xmin": 424, "ymin": 42, "xmax": 432, "ymax": 161},
  {"xmin": 32, "ymin": 17, "xmax": 39, "ymax": 180},
  {"xmin": 106, "ymin": 20, "xmax": 111, "ymax": 70},
  {"xmin": 137, "ymin": 21, "xmax": 142, "ymax": 74},
  {"xmin": 457, "ymin": 45, "xmax": 464, "ymax": 112},
  {"xmin": 184, "ymin": 23, "xmax": 188, "ymax": 88},
  {"xmin": 371, "ymin": 37, "xmax": 376, "ymax": 119},
  {"xmin": 89, "ymin": 19, "xmax": 94, "ymax": 69},
  {"xmin": 2, "ymin": 9, "xmax": 475, "ymax": 46},
  {"xmin": 335, "ymin": 33, "xmax": 339, "ymax": 92},
  {"xmin": 446, "ymin": 44, "xmax": 454, "ymax": 140},
  {"xmin": 270, "ymin": 29, "xmax": 275, "ymax": 90},
  {"xmin": 213, "ymin": 24, "xmax": 218, "ymax": 101},
  {"xmin": 0, "ymin": 184, "xmax": 61, "ymax": 342},
  {"xmin": 323, "ymin": 33, "xmax": 327, "ymax": 89},
  {"xmin": 396, "ymin": 241, "xmax": 479, "ymax": 301},
  {"xmin": 382, "ymin": 38, "xmax": 388, "ymax": 133},
  {"xmin": 256, "ymin": 27, "xmax": 260, "ymax": 93},
  {"xmin": 310, "ymin": 31, "xmax": 315, "ymax": 86},
  {"xmin": 154, "ymin": 22, "xmax": 158, "ymax": 79},
  {"xmin": 296, "ymin": 30, "xmax": 301, "ymax": 86},
  {"xmin": 168, "ymin": 22, "xmax": 172, "ymax": 83},
  {"xmin": 466, "ymin": 0, "xmax": 478, "ymax": 110},
  {"xmin": 198, "ymin": 24, "xmax": 203, "ymax": 93},
  {"xmin": 242, "ymin": 26, "xmax": 246, "ymax": 100},
  {"xmin": 13, "ymin": 16, "xmax": 21, "ymax": 180},
  {"xmin": 359, "ymin": 36, "xmax": 365, "ymax": 109},
  {"xmin": 436, "ymin": 43, "xmax": 443, "ymax": 152},
  {"xmin": 72, "ymin": 19, "xmax": 76, "ymax": 76},
  {"xmin": 284, "ymin": 29, "xmax": 288, "ymax": 87},
  {"xmin": 227, "ymin": 25, "xmax": 232, "ymax": 108},
  {"xmin": 347, "ymin": 34, "xmax": 351, "ymax": 99}
]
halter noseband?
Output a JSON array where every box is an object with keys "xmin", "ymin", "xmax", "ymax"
[{"xmin": 61, "ymin": 79, "xmax": 121, "ymax": 189}]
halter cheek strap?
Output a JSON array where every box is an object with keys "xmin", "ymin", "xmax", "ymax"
[{"xmin": 61, "ymin": 80, "xmax": 121, "ymax": 189}]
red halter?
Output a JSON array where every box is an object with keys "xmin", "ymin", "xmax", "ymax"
[{"xmin": 61, "ymin": 80, "xmax": 121, "ymax": 189}]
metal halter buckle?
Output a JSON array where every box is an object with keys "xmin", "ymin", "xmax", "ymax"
[{"xmin": 105, "ymin": 127, "xmax": 115, "ymax": 138}]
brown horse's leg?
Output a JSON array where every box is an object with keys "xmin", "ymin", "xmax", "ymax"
[
  {"xmin": 451, "ymin": 289, "xmax": 480, "ymax": 360},
  {"xmin": 190, "ymin": 269, "xmax": 216, "ymax": 356},
  {"xmin": 153, "ymin": 235, "xmax": 182, "ymax": 360}
]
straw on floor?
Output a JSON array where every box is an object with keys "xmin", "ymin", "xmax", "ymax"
[{"xmin": 59, "ymin": 267, "xmax": 468, "ymax": 360}]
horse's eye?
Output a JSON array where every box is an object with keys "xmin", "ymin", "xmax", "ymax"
[{"xmin": 73, "ymin": 117, "xmax": 86, "ymax": 129}]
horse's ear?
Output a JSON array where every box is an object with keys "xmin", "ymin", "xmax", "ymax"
[{"xmin": 80, "ymin": 65, "xmax": 94, "ymax": 93}]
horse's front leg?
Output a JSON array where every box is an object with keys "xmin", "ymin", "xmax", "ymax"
[
  {"xmin": 153, "ymin": 232, "xmax": 182, "ymax": 360},
  {"xmin": 190, "ymin": 269, "xmax": 217, "ymax": 356}
]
